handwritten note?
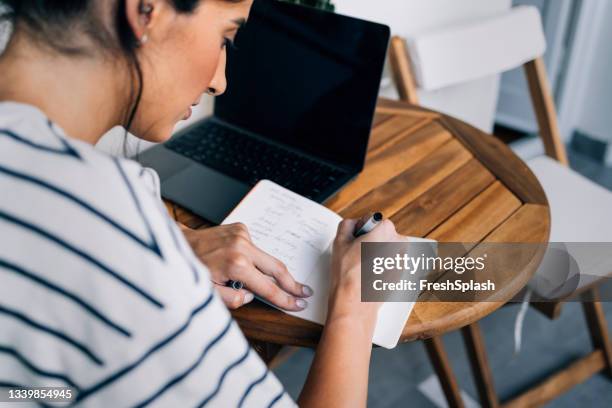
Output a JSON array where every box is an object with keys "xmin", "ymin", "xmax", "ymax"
[
  {"xmin": 223, "ymin": 180, "xmax": 341, "ymax": 284},
  {"xmin": 222, "ymin": 180, "xmax": 427, "ymax": 349}
]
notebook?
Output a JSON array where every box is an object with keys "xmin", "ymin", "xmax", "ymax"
[{"xmin": 222, "ymin": 180, "xmax": 429, "ymax": 349}]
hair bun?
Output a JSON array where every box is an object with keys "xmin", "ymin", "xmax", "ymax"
[
  {"xmin": 0, "ymin": 0, "xmax": 18, "ymax": 7},
  {"xmin": 0, "ymin": 0, "xmax": 19, "ymax": 12}
]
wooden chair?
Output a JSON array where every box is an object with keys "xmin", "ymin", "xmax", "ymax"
[{"xmin": 389, "ymin": 6, "xmax": 612, "ymax": 407}]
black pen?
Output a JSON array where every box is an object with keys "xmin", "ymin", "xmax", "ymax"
[
  {"xmin": 353, "ymin": 212, "xmax": 383, "ymax": 237},
  {"xmin": 227, "ymin": 280, "xmax": 244, "ymax": 291}
]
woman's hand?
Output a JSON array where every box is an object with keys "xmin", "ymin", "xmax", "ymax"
[
  {"xmin": 299, "ymin": 218, "xmax": 407, "ymax": 408},
  {"xmin": 181, "ymin": 223, "xmax": 313, "ymax": 310},
  {"xmin": 327, "ymin": 218, "xmax": 406, "ymax": 330}
]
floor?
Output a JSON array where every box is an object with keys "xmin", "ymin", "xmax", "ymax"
[{"xmin": 272, "ymin": 147, "xmax": 612, "ymax": 407}]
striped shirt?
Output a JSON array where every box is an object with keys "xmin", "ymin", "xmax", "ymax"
[{"xmin": 0, "ymin": 102, "xmax": 295, "ymax": 407}]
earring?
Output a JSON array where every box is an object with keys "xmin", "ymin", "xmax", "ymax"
[
  {"xmin": 207, "ymin": 87, "xmax": 217, "ymax": 96},
  {"xmin": 139, "ymin": 2, "xmax": 153, "ymax": 15},
  {"xmin": 138, "ymin": 1, "xmax": 152, "ymax": 47}
]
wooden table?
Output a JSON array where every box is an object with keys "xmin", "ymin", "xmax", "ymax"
[{"xmin": 166, "ymin": 98, "xmax": 550, "ymax": 358}]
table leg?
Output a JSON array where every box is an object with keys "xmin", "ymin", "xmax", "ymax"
[
  {"xmin": 424, "ymin": 336, "xmax": 465, "ymax": 408},
  {"xmin": 582, "ymin": 288, "xmax": 612, "ymax": 378},
  {"xmin": 461, "ymin": 323, "xmax": 500, "ymax": 408},
  {"xmin": 249, "ymin": 340, "xmax": 283, "ymax": 366}
]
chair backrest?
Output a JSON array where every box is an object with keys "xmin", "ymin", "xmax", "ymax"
[
  {"xmin": 389, "ymin": 6, "xmax": 569, "ymax": 165},
  {"xmin": 404, "ymin": 6, "xmax": 546, "ymax": 91},
  {"xmin": 335, "ymin": 0, "xmax": 512, "ymax": 133},
  {"xmin": 334, "ymin": 0, "xmax": 512, "ymax": 39}
]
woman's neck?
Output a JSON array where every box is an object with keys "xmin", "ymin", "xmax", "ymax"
[{"xmin": 0, "ymin": 32, "xmax": 127, "ymax": 145}]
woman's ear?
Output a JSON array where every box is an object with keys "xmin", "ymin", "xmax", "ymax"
[{"xmin": 124, "ymin": 0, "xmax": 162, "ymax": 45}]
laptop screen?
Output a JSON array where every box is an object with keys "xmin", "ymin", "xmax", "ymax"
[{"xmin": 214, "ymin": 0, "xmax": 390, "ymax": 171}]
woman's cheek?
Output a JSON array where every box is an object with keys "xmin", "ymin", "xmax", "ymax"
[
  {"xmin": 191, "ymin": 36, "xmax": 223, "ymax": 86},
  {"xmin": 138, "ymin": 39, "xmax": 221, "ymax": 142}
]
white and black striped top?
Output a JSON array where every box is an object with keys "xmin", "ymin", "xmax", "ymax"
[{"xmin": 0, "ymin": 102, "xmax": 295, "ymax": 408}]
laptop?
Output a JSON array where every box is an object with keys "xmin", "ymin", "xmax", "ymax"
[{"xmin": 138, "ymin": 0, "xmax": 390, "ymax": 224}]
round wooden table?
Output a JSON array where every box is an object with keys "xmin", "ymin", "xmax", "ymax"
[{"xmin": 167, "ymin": 98, "xmax": 551, "ymax": 350}]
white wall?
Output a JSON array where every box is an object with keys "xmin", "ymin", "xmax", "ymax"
[{"xmin": 570, "ymin": 1, "xmax": 612, "ymax": 144}]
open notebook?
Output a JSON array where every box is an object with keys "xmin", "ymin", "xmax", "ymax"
[{"xmin": 223, "ymin": 180, "xmax": 429, "ymax": 349}]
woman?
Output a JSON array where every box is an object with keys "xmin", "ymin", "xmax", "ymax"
[{"xmin": 0, "ymin": 0, "xmax": 406, "ymax": 406}]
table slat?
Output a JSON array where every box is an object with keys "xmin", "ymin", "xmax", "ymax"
[
  {"xmin": 376, "ymin": 98, "xmax": 441, "ymax": 119},
  {"xmin": 340, "ymin": 139, "xmax": 473, "ymax": 219},
  {"xmin": 428, "ymin": 181, "xmax": 522, "ymax": 243},
  {"xmin": 441, "ymin": 116, "xmax": 547, "ymax": 205},
  {"xmin": 368, "ymin": 115, "xmax": 431, "ymax": 153},
  {"xmin": 483, "ymin": 203, "xmax": 550, "ymax": 244},
  {"xmin": 328, "ymin": 121, "xmax": 452, "ymax": 213},
  {"xmin": 391, "ymin": 159, "xmax": 495, "ymax": 237},
  {"xmin": 371, "ymin": 113, "xmax": 393, "ymax": 128}
]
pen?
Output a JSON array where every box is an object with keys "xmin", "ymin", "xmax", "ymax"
[
  {"xmin": 353, "ymin": 212, "xmax": 383, "ymax": 237},
  {"xmin": 227, "ymin": 280, "xmax": 244, "ymax": 291}
]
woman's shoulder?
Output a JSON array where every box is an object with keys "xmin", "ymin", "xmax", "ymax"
[
  {"xmin": 0, "ymin": 101, "xmax": 161, "ymax": 203},
  {"xmin": 0, "ymin": 101, "xmax": 176, "ymax": 265},
  {"xmin": 0, "ymin": 100, "xmax": 208, "ymax": 297}
]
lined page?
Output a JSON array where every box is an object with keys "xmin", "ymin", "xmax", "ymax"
[
  {"xmin": 223, "ymin": 180, "xmax": 342, "ymax": 284},
  {"xmin": 222, "ymin": 180, "xmax": 429, "ymax": 349}
]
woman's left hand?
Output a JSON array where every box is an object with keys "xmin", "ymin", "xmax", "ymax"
[{"xmin": 180, "ymin": 223, "xmax": 313, "ymax": 310}]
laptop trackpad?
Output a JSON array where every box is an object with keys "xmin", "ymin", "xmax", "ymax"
[{"xmin": 162, "ymin": 165, "xmax": 250, "ymax": 225}]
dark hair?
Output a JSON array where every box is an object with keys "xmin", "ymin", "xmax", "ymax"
[{"xmin": 0, "ymin": 0, "xmax": 201, "ymax": 135}]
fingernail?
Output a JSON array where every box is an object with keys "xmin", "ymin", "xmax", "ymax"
[
  {"xmin": 243, "ymin": 292, "xmax": 254, "ymax": 305},
  {"xmin": 295, "ymin": 298, "xmax": 308, "ymax": 310},
  {"xmin": 302, "ymin": 285, "xmax": 314, "ymax": 297}
]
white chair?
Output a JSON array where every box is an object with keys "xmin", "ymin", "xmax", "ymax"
[
  {"xmin": 334, "ymin": 0, "xmax": 512, "ymax": 133},
  {"xmin": 389, "ymin": 5, "xmax": 612, "ymax": 407}
]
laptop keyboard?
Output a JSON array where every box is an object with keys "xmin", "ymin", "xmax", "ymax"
[{"xmin": 165, "ymin": 121, "xmax": 347, "ymax": 199}]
